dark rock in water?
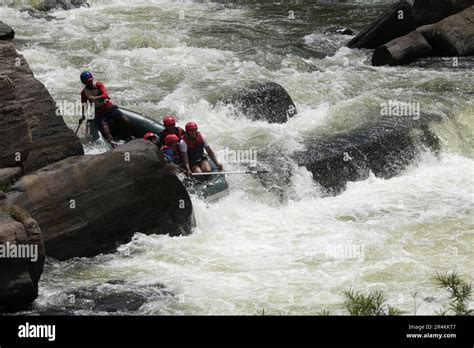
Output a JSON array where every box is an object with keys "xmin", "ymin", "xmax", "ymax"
[
  {"xmin": 222, "ymin": 82, "xmax": 297, "ymax": 124},
  {"xmin": 294, "ymin": 116, "xmax": 441, "ymax": 195},
  {"xmin": 372, "ymin": 31, "xmax": 433, "ymax": 66},
  {"xmin": 417, "ymin": 6, "xmax": 474, "ymax": 56},
  {"xmin": 6, "ymin": 141, "xmax": 195, "ymax": 261},
  {"xmin": 57, "ymin": 281, "xmax": 170, "ymax": 313},
  {"xmin": 325, "ymin": 27, "xmax": 354, "ymax": 36},
  {"xmin": 33, "ymin": 0, "xmax": 90, "ymax": 12},
  {"xmin": 347, "ymin": 2, "xmax": 416, "ymax": 49},
  {"xmin": 0, "ymin": 76, "xmax": 32, "ymax": 169},
  {"xmin": 413, "ymin": 0, "xmax": 474, "ymax": 25},
  {"xmin": 0, "ymin": 42, "xmax": 83, "ymax": 173},
  {"xmin": 0, "ymin": 203, "xmax": 45, "ymax": 311},
  {"xmin": 0, "ymin": 22, "xmax": 14, "ymax": 40}
]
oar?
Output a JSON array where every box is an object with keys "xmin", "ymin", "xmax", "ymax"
[
  {"xmin": 75, "ymin": 120, "xmax": 83, "ymax": 134},
  {"xmin": 192, "ymin": 170, "xmax": 268, "ymax": 176}
]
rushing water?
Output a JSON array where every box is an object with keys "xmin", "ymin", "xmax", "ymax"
[{"xmin": 1, "ymin": 0, "xmax": 473, "ymax": 315}]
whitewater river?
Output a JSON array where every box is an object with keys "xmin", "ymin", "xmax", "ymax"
[{"xmin": 1, "ymin": 0, "xmax": 472, "ymax": 315}]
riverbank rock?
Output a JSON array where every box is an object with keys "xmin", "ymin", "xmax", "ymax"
[
  {"xmin": 0, "ymin": 41, "xmax": 83, "ymax": 173},
  {"xmin": 6, "ymin": 140, "xmax": 195, "ymax": 261},
  {"xmin": 294, "ymin": 115, "xmax": 441, "ymax": 195},
  {"xmin": 372, "ymin": 30, "xmax": 433, "ymax": 66},
  {"xmin": 0, "ymin": 75, "xmax": 32, "ymax": 169},
  {"xmin": 413, "ymin": 0, "xmax": 474, "ymax": 25},
  {"xmin": 347, "ymin": 2, "xmax": 415, "ymax": 49},
  {"xmin": 0, "ymin": 203, "xmax": 45, "ymax": 310},
  {"xmin": 0, "ymin": 22, "xmax": 14, "ymax": 40},
  {"xmin": 417, "ymin": 6, "xmax": 474, "ymax": 56},
  {"xmin": 222, "ymin": 82, "xmax": 297, "ymax": 123}
]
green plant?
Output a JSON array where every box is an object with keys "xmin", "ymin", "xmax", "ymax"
[
  {"xmin": 435, "ymin": 271, "xmax": 472, "ymax": 316},
  {"xmin": 343, "ymin": 288, "xmax": 404, "ymax": 316}
]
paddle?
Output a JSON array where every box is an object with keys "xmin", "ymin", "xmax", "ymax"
[
  {"xmin": 191, "ymin": 170, "xmax": 269, "ymax": 176},
  {"xmin": 75, "ymin": 119, "xmax": 83, "ymax": 134}
]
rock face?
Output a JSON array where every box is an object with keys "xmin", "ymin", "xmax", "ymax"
[
  {"xmin": 6, "ymin": 140, "xmax": 195, "ymax": 261},
  {"xmin": 0, "ymin": 76, "xmax": 32, "ymax": 169},
  {"xmin": 222, "ymin": 82, "xmax": 297, "ymax": 124},
  {"xmin": 347, "ymin": 2, "xmax": 415, "ymax": 49},
  {"xmin": 413, "ymin": 0, "xmax": 474, "ymax": 25},
  {"xmin": 417, "ymin": 6, "xmax": 474, "ymax": 56},
  {"xmin": 0, "ymin": 22, "xmax": 14, "ymax": 40},
  {"xmin": 0, "ymin": 41, "xmax": 83, "ymax": 173},
  {"xmin": 0, "ymin": 201, "xmax": 45, "ymax": 310},
  {"xmin": 372, "ymin": 30, "xmax": 433, "ymax": 66},
  {"xmin": 294, "ymin": 116, "xmax": 441, "ymax": 195}
]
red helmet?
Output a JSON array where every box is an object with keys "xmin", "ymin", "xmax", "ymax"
[
  {"xmin": 163, "ymin": 116, "xmax": 176, "ymax": 127},
  {"xmin": 185, "ymin": 122, "xmax": 198, "ymax": 132},
  {"xmin": 164, "ymin": 134, "xmax": 179, "ymax": 145},
  {"xmin": 143, "ymin": 132, "xmax": 157, "ymax": 141}
]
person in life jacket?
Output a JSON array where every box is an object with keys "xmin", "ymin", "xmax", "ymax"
[
  {"xmin": 79, "ymin": 71, "xmax": 134, "ymax": 148},
  {"xmin": 158, "ymin": 116, "xmax": 185, "ymax": 146},
  {"xmin": 160, "ymin": 134, "xmax": 182, "ymax": 166},
  {"xmin": 179, "ymin": 122, "xmax": 223, "ymax": 177}
]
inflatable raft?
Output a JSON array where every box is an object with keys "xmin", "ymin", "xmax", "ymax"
[{"xmin": 86, "ymin": 107, "xmax": 229, "ymax": 203}]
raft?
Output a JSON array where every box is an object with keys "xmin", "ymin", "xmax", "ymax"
[{"xmin": 86, "ymin": 107, "xmax": 229, "ymax": 203}]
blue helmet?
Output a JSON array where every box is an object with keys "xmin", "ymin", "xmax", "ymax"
[{"xmin": 80, "ymin": 71, "xmax": 93, "ymax": 83}]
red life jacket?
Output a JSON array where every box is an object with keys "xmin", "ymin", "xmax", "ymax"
[
  {"xmin": 159, "ymin": 127, "xmax": 185, "ymax": 140},
  {"xmin": 183, "ymin": 132, "xmax": 205, "ymax": 163}
]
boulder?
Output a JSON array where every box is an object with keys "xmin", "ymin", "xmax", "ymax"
[
  {"xmin": 372, "ymin": 30, "xmax": 433, "ymax": 66},
  {"xmin": 294, "ymin": 115, "xmax": 441, "ymax": 195},
  {"xmin": 6, "ymin": 140, "xmax": 195, "ymax": 261},
  {"xmin": 413, "ymin": 0, "xmax": 474, "ymax": 25},
  {"xmin": 417, "ymin": 6, "xmax": 474, "ymax": 56},
  {"xmin": 222, "ymin": 82, "xmax": 297, "ymax": 124},
  {"xmin": 0, "ymin": 202, "xmax": 45, "ymax": 310},
  {"xmin": 0, "ymin": 22, "xmax": 14, "ymax": 40},
  {"xmin": 0, "ymin": 41, "xmax": 83, "ymax": 173},
  {"xmin": 347, "ymin": 2, "xmax": 416, "ymax": 49},
  {"xmin": 0, "ymin": 75, "xmax": 32, "ymax": 169}
]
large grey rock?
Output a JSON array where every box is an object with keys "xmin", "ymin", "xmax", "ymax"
[
  {"xmin": 6, "ymin": 140, "xmax": 195, "ymax": 261},
  {"xmin": 0, "ymin": 22, "xmax": 14, "ymax": 40},
  {"xmin": 222, "ymin": 82, "xmax": 297, "ymax": 124},
  {"xmin": 372, "ymin": 30, "xmax": 433, "ymax": 66},
  {"xmin": 0, "ymin": 75, "xmax": 32, "ymax": 169},
  {"xmin": 0, "ymin": 167, "xmax": 22, "ymax": 187},
  {"xmin": 417, "ymin": 6, "xmax": 474, "ymax": 56},
  {"xmin": 294, "ymin": 115, "xmax": 441, "ymax": 195},
  {"xmin": 0, "ymin": 203, "xmax": 45, "ymax": 310},
  {"xmin": 347, "ymin": 2, "xmax": 416, "ymax": 49},
  {"xmin": 0, "ymin": 42, "xmax": 83, "ymax": 173}
]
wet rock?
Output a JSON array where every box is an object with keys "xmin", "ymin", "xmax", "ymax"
[
  {"xmin": 33, "ymin": 0, "xmax": 90, "ymax": 12},
  {"xmin": 294, "ymin": 115, "xmax": 441, "ymax": 195},
  {"xmin": 347, "ymin": 2, "xmax": 416, "ymax": 49},
  {"xmin": 0, "ymin": 42, "xmax": 83, "ymax": 173},
  {"xmin": 0, "ymin": 167, "xmax": 22, "ymax": 187},
  {"xmin": 0, "ymin": 75, "xmax": 32, "ymax": 169},
  {"xmin": 222, "ymin": 82, "xmax": 297, "ymax": 124},
  {"xmin": 325, "ymin": 27, "xmax": 354, "ymax": 36},
  {"xmin": 372, "ymin": 30, "xmax": 433, "ymax": 66},
  {"xmin": 413, "ymin": 0, "xmax": 474, "ymax": 25},
  {"xmin": 417, "ymin": 6, "xmax": 474, "ymax": 56},
  {"xmin": 0, "ymin": 203, "xmax": 45, "ymax": 311},
  {"xmin": 0, "ymin": 22, "xmax": 14, "ymax": 40},
  {"xmin": 6, "ymin": 140, "xmax": 195, "ymax": 260}
]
